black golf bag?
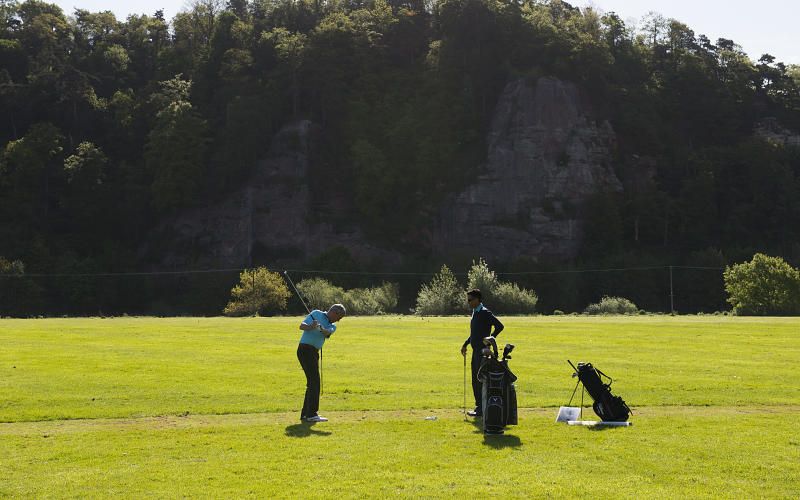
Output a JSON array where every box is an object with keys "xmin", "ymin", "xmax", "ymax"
[
  {"xmin": 477, "ymin": 337, "xmax": 518, "ymax": 435},
  {"xmin": 568, "ymin": 360, "xmax": 631, "ymax": 422}
]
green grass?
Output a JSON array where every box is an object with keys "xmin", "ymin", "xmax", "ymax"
[{"xmin": 1, "ymin": 316, "xmax": 799, "ymax": 497}]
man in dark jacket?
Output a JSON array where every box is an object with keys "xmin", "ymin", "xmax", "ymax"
[{"xmin": 460, "ymin": 288, "xmax": 504, "ymax": 417}]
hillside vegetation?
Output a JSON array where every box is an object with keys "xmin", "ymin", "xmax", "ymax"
[{"xmin": 1, "ymin": 0, "xmax": 799, "ymax": 315}]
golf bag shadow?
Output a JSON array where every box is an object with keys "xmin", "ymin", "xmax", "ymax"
[
  {"xmin": 568, "ymin": 360, "xmax": 631, "ymax": 422},
  {"xmin": 477, "ymin": 337, "xmax": 518, "ymax": 435}
]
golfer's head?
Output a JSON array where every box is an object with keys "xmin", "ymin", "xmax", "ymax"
[
  {"xmin": 328, "ymin": 304, "xmax": 346, "ymax": 322},
  {"xmin": 466, "ymin": 289, "xmax": 481, "ymax": 307}
]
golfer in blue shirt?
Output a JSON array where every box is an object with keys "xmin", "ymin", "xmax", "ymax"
[{"xmin": 298, "ymin": 304, "xmax": 346, "ymax": 422}]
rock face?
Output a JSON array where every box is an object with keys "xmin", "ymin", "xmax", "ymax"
[
  {"xmin": 142, "ymin": 120, "xmax": 401, "ymax": 269},
  {"xmin": 431, "ymin": 77, "xmax": 622, "ymax": 261},
  {"xmin": 144, "ymin": 77, "xmax": 623, "ymax": 269},
  {"xmin": 754, "ymin": 117, "xmax": 800, "ymax": 147}
]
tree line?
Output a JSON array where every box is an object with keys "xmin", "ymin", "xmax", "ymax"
[{"xmin": 1, "ymin": 0, "xmax": 799, "ymax": 315}]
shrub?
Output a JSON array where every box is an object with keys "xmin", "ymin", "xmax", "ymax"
[
  {"xmin": 467, "ymin": 258, "xmax": 499, "ymax": 302},
  {"xmin": 223, "ymin": 267, "xmax": 291, "ymax": 316},
  {"xmin": 584, "ymin": 296, "xmax": 638, "ymax": 315},
  {"xmin": 467, "ymin": 258, "xmax": 537, "ymax": 314},
  {"xmin": 295, "ymin": 278, "xmax": 344, "ymax": 312},
  {"xmin": 342, "ymin": 282, "xmax": 399, "ymax": 315},
  {"xmin": 723, "ymin": 253, "xmax": 800, "ymax": 316},
  {"xmin": 493, "ymin": 281, "xmax": 538, "ymax": 315},
  {"xmin": 371, "ymin": 281, "xmax": 400, "ymax": 313},
  {"xmin": 415, "ymin": 265, "xmax": 463, "ymax": 316}
]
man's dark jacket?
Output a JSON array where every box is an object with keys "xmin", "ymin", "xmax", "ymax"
[{"xmin": 463, "ymin": 306, "xmax": 504, "ymax": 350}]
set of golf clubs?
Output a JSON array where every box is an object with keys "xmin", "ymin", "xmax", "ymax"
[{"xmin": 463, "ymin": 336, "xmax": 514, "ymax": 419}]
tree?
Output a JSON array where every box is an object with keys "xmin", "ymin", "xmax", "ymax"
[
  {"xmin": 723, "ymin": 253, "xmax": 800, "ymax": 316},
  {"xmin": 467, "ymin": 258, "xmax": 537, "ymax": 315},
  {"xmin": 61, "ymin": 141, "xmax": 112, "ymax": 248},
  {"xmin": 223, "ymin": 267, "xmax": 292, "ymax": 316},
  {"xmin": 0, "ymin": 255, "xmax": 43, "ymax": 316},
  {"xmin": 0, "ymin": 122, "xmax": 63, "ymax": 244},
  {"xmin": 144, "ymin": 76, "xmax": 209, "ymax": 213},
  {"xmin": 466, "ymin": 257, "xmax": 498, "ymax": 300},
  {"xmin": 263, "ymin": 27, "xmax": 307, "ymax": 116},
  {"xmin": 414, "ymin": 264, "xmax": 463, "ymax": 316}
]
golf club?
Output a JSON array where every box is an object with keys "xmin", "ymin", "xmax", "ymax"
[
  {"xmin": 284, "ymin": 270, "xmax": 322, "ymax": 395},
  {"xmin": 283, "ymin": 270, "xmax": 310, "ymax": 315},
  {"xmin": 502, "ymin": 343, "xmax": 515, "ymax": 361},
  {"xmin": 463, "ymin": 352, "xmax": 467, "ymax": 421}
]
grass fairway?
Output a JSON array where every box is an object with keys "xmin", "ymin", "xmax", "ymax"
[{"xmin": 1, "ymin": 316, "xmax": 799, "ymax": 498}]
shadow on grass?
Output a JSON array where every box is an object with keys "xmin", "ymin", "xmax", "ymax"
[
  {"xmin": 483, "ymin": 433, "xmax": 522, "ymax": 448},
  {"xmin": 468, "ymin": 418, "xmax": 523, "ymax": 448},
  {"xmin": 586, "ymin": 424, "xmax": 630, "ymax": 432},
  {"xmin": 284, "ymin": 422, "xmax": 332, "ymax": 437}
]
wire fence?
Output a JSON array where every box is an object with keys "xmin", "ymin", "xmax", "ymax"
[{"xmin": 0, "ymin": 265, "xmax": 728, "ymax": 317}]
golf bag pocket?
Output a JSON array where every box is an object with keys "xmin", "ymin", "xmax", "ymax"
[
  {"xmin": 506, "ymin": 383, "xmax": 517, "ymax": 426},
  {"xmin": 482, "ymin": 372, "xmax": 506, "ymax": 432}
]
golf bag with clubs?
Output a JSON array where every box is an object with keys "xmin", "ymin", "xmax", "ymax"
[
  {"xmin": 477, "ymin": 337, "xmax": 518, "ymax": 434},
  {"xmin": 568, "ymin": 360, "xmax": 631, "ymax": 422}
]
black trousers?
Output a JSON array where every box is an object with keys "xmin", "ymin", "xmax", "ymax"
[
  {"xmin": 471, "ymin": 348, "xmax": 483, "ymax": 410},
  {"xmin": 297, "ymin": 343, "xmax": 320, "ymax": 418}
]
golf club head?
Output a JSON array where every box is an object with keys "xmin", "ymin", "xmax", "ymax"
[
  {"xmin": 502, "ymin": 343, "xmax": 515, "ymax": 359},
  {"xmin": 482, "ymin": 336, "xmax": 497, "ymax": 357}
]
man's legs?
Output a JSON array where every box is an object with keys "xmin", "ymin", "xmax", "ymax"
[
  {"xmin": 470, "ymin": 349, "xmax": 483, "ymax": 415},
  {"xmin": 297, "ymin": 343, "xmax": 320, "ymax": 419}
]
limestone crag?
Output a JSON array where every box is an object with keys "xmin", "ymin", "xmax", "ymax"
[
  {"xmin": 143, "ymin": 120, "xmax": 400, "ymax": 269},
  {"xmin": 144, "ymin": 77, "xmax": 624, "ymax": 269},
  {"xmin": 754, "ymin": 117, "xmax": 800, "ymax": 147},
  {"xmin": 432, "ymin": 77, "xmax": 622, "ymax": 261}
]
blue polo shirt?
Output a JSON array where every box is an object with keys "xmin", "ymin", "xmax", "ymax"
[{"xmin": 299, "ymin": 310, "xmax": 337, "ymax": 349}]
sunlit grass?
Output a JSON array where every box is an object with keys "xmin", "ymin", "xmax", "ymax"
[{"xmin": 1, "ymin": 316, "xmax": 798, "ymax": 497}]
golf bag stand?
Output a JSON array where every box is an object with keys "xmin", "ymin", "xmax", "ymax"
[
  {"xmin": 478, "ymin": 337, "xmax": 518, "ymax": 435},
  {"xmin": 567, "ymin": 360, "xmax": 631, "ymax": 422}
]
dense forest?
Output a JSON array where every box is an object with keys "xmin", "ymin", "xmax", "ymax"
[{"xmin": 1, "ymin": 0, "xmax": 799, "ymax": 316}]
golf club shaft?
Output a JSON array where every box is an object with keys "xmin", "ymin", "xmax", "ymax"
[
  {"xmin": 463, "ymin": 354, "xmax": 467, "ymax": 420},
  {"xmin": 283, "ymin": 271, "xmax": 311, "ymax": 314}
]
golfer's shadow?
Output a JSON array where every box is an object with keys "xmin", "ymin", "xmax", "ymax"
[
  {"xmin": 469, "ymin": 418, "xmax": 522, "ymax": 448},
  {"xmin": 284, "ymin": 422, "xmax": 332, "ymax": 437}
]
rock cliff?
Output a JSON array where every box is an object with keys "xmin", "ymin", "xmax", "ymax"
[
  {"xmin": 143, "ymin": 77, "xmax": 624, "ymax": 268},
  {"xmin": 141, "ymin": 120, "xmax": 400, "ymax": 269},
  {"xmin": 431, "ymin": 77, "xmax": 622, "ymax": 261}
]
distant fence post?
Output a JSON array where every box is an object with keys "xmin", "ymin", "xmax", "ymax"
[{"xmin": 669, "ymin": 265, "xmax": 675, "ymax": 315}]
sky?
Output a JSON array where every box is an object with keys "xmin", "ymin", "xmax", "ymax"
[{"xmin": 50, "ymin": 0, "xmax": 799, "ymax": 65}]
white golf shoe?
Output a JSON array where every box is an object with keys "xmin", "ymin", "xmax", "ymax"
[{"xmin": 304, "ymin": 415, "xmax": 328, "ymax": 422}]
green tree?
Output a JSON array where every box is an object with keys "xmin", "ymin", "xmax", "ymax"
[
  {"xmin": 144, "ymin": 76, "xmax": 209, "ymax": 213},
  {"xmin": 0, "ymin": 122, "xmax": 63, "ymax": 245},
  {"xmin": 0, "ymin": 255, "xmax": 43, "ymax": 316},
  {"xmin": 263, "ymin": 26, "xmax": 306, "ymax": 116},
  {"xmin": 223, "ymin": 267, "xmax": 292, "ymax": 316},
  {"xmin": 467, "ymin": 258, "xmax": 537, "ymax": 315},
  {"xmin": 414, "ymin": 264, "xmax": 462, "ymax": 316},
  {"xmin": 724, "ymin": 253, "xmax": 800, "ymax": 316},
  {"xmin": 61, "ymin": 142, "xmax": 112, "ymax": 249},
  {"xmin": 466, "ymin": 257, "xmax": 498, "ymax": 300}
]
